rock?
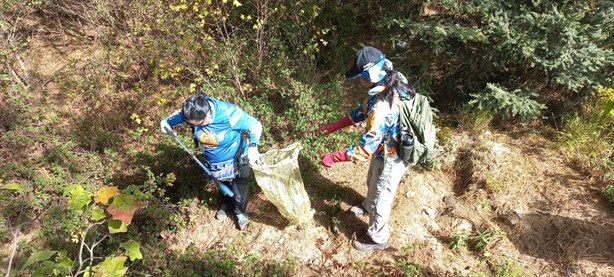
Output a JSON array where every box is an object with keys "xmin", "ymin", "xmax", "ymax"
[
  {"xmin": 424, "ymin": 207, "xmax": 437, "ymax": 218},
  {"xmin": 455, "ymin": 219, "xmax": 473, "ymax": 233},
  {"xmin": 491, "ymin": 143, "xmax": 509, "ymax": 156}
]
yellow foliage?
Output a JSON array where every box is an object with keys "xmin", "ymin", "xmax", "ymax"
[
  {"xmin": 169, "ymin": 3, "xmax": 188, "ymax": 11},
  {"xmin": 156, "ymin": 98, "xmax": 167, "ymax": 106},
  {"xmin": 130, "ymin": 113, "xmax": 142, "ymax": 124},
  {"xmin": 242, "ymin": 83, "xmax": 253, "ymax": 92},
  {"xmin": 597, "ymin": 85, "xmax": 614, "ymax": 102}
]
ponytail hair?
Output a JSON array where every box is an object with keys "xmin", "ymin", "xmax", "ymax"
[{"xmin": 382, "ymin": 70, "xmax": 413, "ymax": 108}]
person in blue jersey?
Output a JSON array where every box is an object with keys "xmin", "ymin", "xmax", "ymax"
[
  {"xmin": 160, "ymin": 93, "xmax": 262, "ymax": 230},
  {"xmin": 316, "ymin": 46, "xmax": 413, "ymax": 251}
]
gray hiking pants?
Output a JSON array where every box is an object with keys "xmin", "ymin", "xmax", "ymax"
[{"xmin": 362, "ymin": 156, "xmax": 408, "ymax": 244}]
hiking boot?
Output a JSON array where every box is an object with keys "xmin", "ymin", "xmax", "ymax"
[
  {"xmin": 352, "ymin": 237, "xmax": 388, "ymax": 252},
  {"xmin": 236, "ymin": 213, "xmax": 249, "ymax": 230},
  {"xmin": 348, "ymin": 204, "xmax": 368, "ymax": 217},
  {"xmin": 215, "ymin": 204, "xmax": 229, "ymax": 220}
]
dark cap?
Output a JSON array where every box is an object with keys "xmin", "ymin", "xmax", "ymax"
[{"xmin": 344, "ymin": 46, "xmax": 385, "ymax": 79}]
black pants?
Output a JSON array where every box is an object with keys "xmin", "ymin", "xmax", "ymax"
[{"xmin": 219, "ymin": 157, "xmax": 250, "ymax": 215}]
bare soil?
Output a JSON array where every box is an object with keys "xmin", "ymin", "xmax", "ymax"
[
  {"xmin": 163, "ymin": 129, "xmax": 614, "ymax": 276},
  {"xmin": 2, "ymin": 13, "xmax": 613, "ymax": 275}
]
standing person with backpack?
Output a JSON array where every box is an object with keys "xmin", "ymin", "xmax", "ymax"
[
  {"xmin": 160, "ymin": 92, "xmax": 262, "ymax": 230},
  {"xmin": 316, "ymin": 46, "xmax": 414, "ymax": 251}
]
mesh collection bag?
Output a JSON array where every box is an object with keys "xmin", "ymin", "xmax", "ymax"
[{"xmin": 250, "ymin": 142, "xmax": 314, "ymax": 225}]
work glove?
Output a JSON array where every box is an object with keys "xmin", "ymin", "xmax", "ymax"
[
  {"xmin": 321, "ymin": 149, "xmax": 348, "ymax": 168},
  {"xmin": 316, "ymin": 116, "xmax": 353, "ymax": 136},
  {"xmin": 160, "ymin": 119, "xmax": 173, "ymax": 135},
  {"xmin": 248, "ymin": 144, "xmax": 261, "ymax": 164}
]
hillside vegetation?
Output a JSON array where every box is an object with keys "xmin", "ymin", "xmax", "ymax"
[{"xmin": 1, "ymin": 0, "xmax": 613, "ymax": 276}]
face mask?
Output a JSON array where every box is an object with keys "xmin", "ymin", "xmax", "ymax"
[{"xmin": 360, "ymin": 59, "xmax": 387, "ymax": 83}]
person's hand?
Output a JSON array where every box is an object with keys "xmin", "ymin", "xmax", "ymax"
[
  {"xmin": 316, "ymin": 116, "xmax": 353, "ymax": 136},
  {"xmin": 160, "ymin": 119, "xmax": 173, "ymax": 135},
  {"xmin": 248, "ymin": 144, "xmax": 261, "ymax": 163},
  {"xmin": 321, "ymin": 149, "xmax": 348, "ymax": 168}
]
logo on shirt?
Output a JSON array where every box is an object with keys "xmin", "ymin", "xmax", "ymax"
[{"xmin": 198, "ymin": 130, "xmax": 219, "ymax": 147}]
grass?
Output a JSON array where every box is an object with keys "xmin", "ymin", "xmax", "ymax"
[
  {"xmin": 457, "ymin": 105, "xmax": 494, "ymax": 134},
  {"xmin": 470, "ymin": 229, "xmax": 501, "ymax": 251},
  {"xmin": 561, "ymin": 113, "xmax": 613, "ymax": 172},
  {"xmin": 494, "ymin": 259, "xmax": 524, "ymax": 277}
]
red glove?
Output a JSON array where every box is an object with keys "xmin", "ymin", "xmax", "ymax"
[
  {"xmin": 316, "ymin": 116, "xmax": 353, "ymax": 136},
  {"xmin": 321, "ymin": 149, "xmax": 348, "ymax": 167}
]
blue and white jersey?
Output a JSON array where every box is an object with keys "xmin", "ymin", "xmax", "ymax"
[
  {"xmin": 345, "ymin": 77, "xmax": 410, "ymax": 162},
  {"xmin": 165, "ymin": 97, "xmax": 262, "ymax": 164}
]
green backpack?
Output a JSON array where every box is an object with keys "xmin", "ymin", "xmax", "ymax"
[{"xmin": 397, "ymin": 93, "xmax": 436, "ymax": 165}]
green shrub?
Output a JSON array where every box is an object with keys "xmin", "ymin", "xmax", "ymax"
[
  {"xmin": 469, "ymin": 83, "xmax": 545, "ymax": 123},
  {"xmin": 379, "ymin": 1, "xmax": 613, "ymax": 115}
]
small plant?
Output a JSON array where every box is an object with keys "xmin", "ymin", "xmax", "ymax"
[
  {"xmin": 485, "ymin": 174, "xmax": 506, "ymax": 193},
  {"xmin": 477, "ymin": 199, "xmax": 492, "ymax": 214},
  {"xmin": 495, "ymin": 259, "xmax": 524, "ymax": 277},
  {"xmin": 19, "ymin": 185, "xmax": 144, "ymax": 276},
  {"xmin": 470, "ymin": 229, "xmax": 501, "ymax": 251},
  {"xmin": 450, "ymin": 232, "xmax": 468, "ymax": 252},
  {"xmin": 394, "ymin": 257, "xmax": 423, "ymax": 277}
]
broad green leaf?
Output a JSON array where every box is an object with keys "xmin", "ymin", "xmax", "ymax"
[
  {"xmin": 120, "ymin": 241, "xmax": 143, "ymax": 261},
  {"xmin": 55, "ymin": 255, "xmax": 73, "ymax": 273},
  {"xmin": 106, "ymin": 194, "xmax": 140, "ymax": 224},
  {"xmin": 63, "ymin": 184, "xmax": 80, "ymax": 196},
  {"xmin": 95, "ymin": 256, "xmax": 128, "ymax": 277},
  {"xmin": 91, "ymin": 207, "xmax": 106, "ymax": 221},
  {"xmin": 95, "ymin": 186, "xmax": 119, "ymax": 204},
  {"xmin": 22, "ymin": 250, "xmax": 57, "ymax": 269},
  {"xmin": 107, "ymin": 219, "xmax": 128, "ymax": 233},
  {"xmin": 67, "ymin": 186, "xmax": 93, "ymax": 211},
  {"xmin": 2, "ymin": 183, "xmax": 22, "ymax": 192},
  {"xmin": 32, "ymin": 260, "xmax": 56, "ymax": 277},
  {"xmin": 63, "ymin": 184, "xmax": 93, "ymax": 210}
]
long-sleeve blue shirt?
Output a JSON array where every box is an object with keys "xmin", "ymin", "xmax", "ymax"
[{"xmin": 164, "ymin": 97, "xmax": 262, "ymax": 164}]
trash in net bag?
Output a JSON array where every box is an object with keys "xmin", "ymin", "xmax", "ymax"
[{"xmin": 250, "ymin": 142, "xmax": 314, "ymax": 225}]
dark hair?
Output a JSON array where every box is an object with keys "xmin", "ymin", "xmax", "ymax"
[
  {"xmin": 382, "ymin": 70, "xmax": 414, "ymax": 108},
  {"xmin": 182, "ymin": 93, "xmax": 211, "ymax": 121}
]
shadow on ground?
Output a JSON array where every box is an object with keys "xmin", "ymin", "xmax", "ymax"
[
  {"xmin": 247, "ymin": 154, "xmax": 369, "ymax": 242},
  {"xmin": 498, "ymin": 212, "xmax": 614, "ymax": 267}
]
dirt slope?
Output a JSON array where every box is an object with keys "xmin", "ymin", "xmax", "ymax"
[
  {"xmin": 3, "ymin": 14, "xmax": 612, "ymax": 275},
  {"xmin": 163, "ymin": 129, "xmax": 614, "ymax": 276}
]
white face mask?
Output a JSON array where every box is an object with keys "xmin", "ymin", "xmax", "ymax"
[{"xmin": 361, "ymin": 59, "xmax": 387, "ymax": 83}]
